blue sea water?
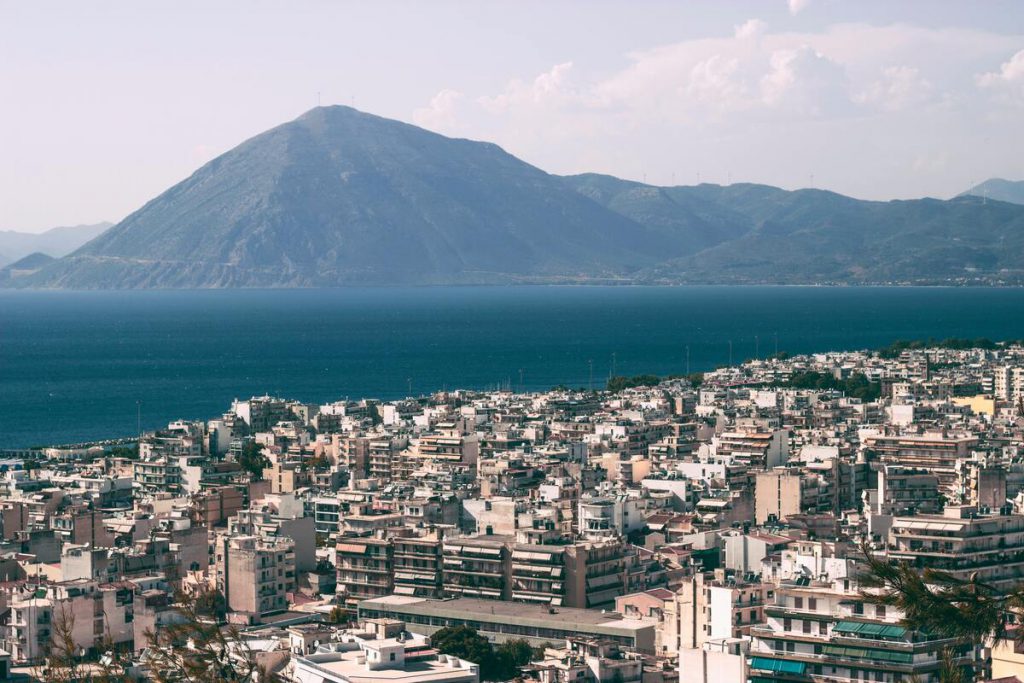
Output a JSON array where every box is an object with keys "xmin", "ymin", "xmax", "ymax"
[{"xmin": 2, "ymin": 286, "xmax": 1024, "ymax": 448}]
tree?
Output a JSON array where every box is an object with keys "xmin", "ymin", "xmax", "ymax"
[
  {"xmin": 495, "ymin": 639, "xmax": 535, "ymax": 678},
  {"xmin": 237, "ymin": 440, "xmax": 270, "ymax": 481},
  {"xmin": 606, "ymin": 374, "xmax": 661, "ymax": 393},
  {"xmin": 39, "ymin": 601, "xmax": 86, "ymax": 683},
  {"xmin": 143, "ymin": 587, "xmax": 267, "ymax": 682},
  {"xmin": 431, "ymin": 625, "xmax": 509, "ymax": 681},
  {"xmin": 858, "ymin": 547, "xmax": 1012, "ymax": 681}
]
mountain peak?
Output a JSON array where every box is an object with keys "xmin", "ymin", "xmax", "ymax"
[
  {"xmin": 9, "ymin": 109, "xmax": 1024, "ymax": 289},
  {"xmin": 960, "ymin": 178, "xmax": 1024, "ymax": 206}
]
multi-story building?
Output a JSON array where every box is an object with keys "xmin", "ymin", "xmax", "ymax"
[
  {"xmin": 664, "ymin": 570, "xmax": 773, "ymax": 655},
  {"xmin": 712, "ymin": 430, "xmax": 788, "ymax": 470},
  {"xmin": 747, "ymin": 576, "xmax": 972, "ymax": 683},
  {"xmin": 864, "ymin": 431, "xmax": 978, "ymax": 493},
  {"xmin": 886, "ymin": 505, "xmax": 1024, "ymax": 592},
  {"xmin": 336, "ymin": 536, "xmax": 394, "ymax": 610},
  {"xmin": 215, "ymin": 535, "xmax": 296, "ymax": 619},
  {"xmin": 442, "ymin": 535, "xmax": 510, "ymax": 601},
  {"xmin": 392, "ymin": 530, "xmax": 445, "ymax": 598}
]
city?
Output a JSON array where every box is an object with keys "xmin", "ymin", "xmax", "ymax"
[{"xmin": 2, "ymin": 342, "xmax": 1024, "ymax": 680}]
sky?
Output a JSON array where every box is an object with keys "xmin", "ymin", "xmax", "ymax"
[{"xmin": 2, "ymin": 1, "xmax": 1024, "ymax": 232}]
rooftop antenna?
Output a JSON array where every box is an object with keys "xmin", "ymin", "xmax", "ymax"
[
  {"xmin": 588, "ymin": 360, "xmax": 594, "ymax": 391},
  {"xmin": 318, "ymin": 91, "xmax": 321, "ymax": 107},
  {"xmin": 727, "ymin": 171, "xmax": 732, "ymax": 185},
  {"xmin": 136, "ymin": 401, "xmax": 141, "ymax": 440},
  {"xmin": 809, "ymin": 173, "xmax": 815, "ymax": 188},
  {"xmin": 685, "ymin": 346, "xmax": 690, "ymax": 375},
  {"xmin": 774, "ymin": 332, "xmax": 779, "ymax": 357},
  {"xmin": 612, "ymin": 352, "xmax": 617, "ymax": 378},
  {"xmin": 407, "ymin": 378, "xmax": 412, "ymax": 396},
  {"xmin": 755, "ymin": 335, "xmax": 760, "ymax": 359},
  {"xmin": 728, "ymin": 340, "xmax": 733, "ymax": 367}
]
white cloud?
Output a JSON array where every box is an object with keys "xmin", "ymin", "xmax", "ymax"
[
  {"xmin": 977, "ymin": 49, "xmax": 1024, "ymax": 103},
  {"xmin": 412, "ymin": 88, "xmax": 464, "ymax": 133},
  {"xmin": 855, "ymin": 65, "xmax": 933, "ymax": 111},
  {"xmin": 411, "ymin": 22, "xmax": 1024, "ymax": 199},
  {"xmin": 735, "ymin": 19, "xmax": 767, "ymax": 41},
  {"xmin": 788, "ymin": 0, "xmax": 811, "ymax": 16},
  {"xmin": 479, "ymin": 62, "xmax": 575, "ymax": 113},
  {"xmin": 760, "ymin": 45, "xmax": 848, "ymax": 116}
]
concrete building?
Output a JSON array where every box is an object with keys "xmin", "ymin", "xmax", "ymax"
[
  {"xmin": 215, "ymin": 535, "xmax": 296, "ymax": 619},
  {"xmin": 358, "ymin": 595, "xmax": 657, "ymax": 653},
  {"xmin": 748, "ymin": 577, "xmax": 971, "ymax": 683}
]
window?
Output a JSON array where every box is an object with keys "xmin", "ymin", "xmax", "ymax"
[
  {"xmin": 390, "ymin": 653, "xmax": 396, "ymax": 661},
  {"xmin": 794, "ymin": 597, "xmax": 804, "ymax": 609},
  {"xmin": 876, "ymin": 605, "xmax": 886, "ymax": 618},
  {"xmin": 808, "ymin": 598, "xmax": 817, "ymax": 610},
  {"xmin": 802, "ymin": 620, "xmax": 811, "ymax": 634}
]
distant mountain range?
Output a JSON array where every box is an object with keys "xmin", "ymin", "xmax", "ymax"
[
  {"xmin": 960, "ymin": 178, "xmax": 1024, "ymax": 206},
  {"xmin": 0, "ymin": 222, "xmax": 111, "ymax": 269},
  {"xmin": 6, "ymin": 107, "xmax": 1024, "ymax": 288}
]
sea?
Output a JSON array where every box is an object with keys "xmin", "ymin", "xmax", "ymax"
[{"xmin": 2, "ymin": 285, "xmax": 1024, "ymax": 448}]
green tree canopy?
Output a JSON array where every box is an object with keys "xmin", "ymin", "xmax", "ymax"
[
  {"xmin": 238, "ymin": 440, "xmax": 270, "ymax": 481},
  {"xmin": 431, "ymin": 626, "xmax": 533, "ymax": 681}
]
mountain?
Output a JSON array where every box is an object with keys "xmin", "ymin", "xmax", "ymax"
[
  {"xmin": 12, "ymin": 106, "xmax": 1024, "ymax": 288},
  {"xmin": 17, "ymin": 107, "xmax": 677, "ymax": 288},
  {"xmin": 639, "ymin": 190, "xmax": 1024, "ymax": 284},
  {"xmin": 0, "ymin": 222, "xmax": 111, "ymax": 268},
  {"xmin": 960, "ymin": 178, "xmax": 1024, "ymax": 206},
  {"xmin": 0, "ymin": 252, "xmax": 55, "ymax": 284}
]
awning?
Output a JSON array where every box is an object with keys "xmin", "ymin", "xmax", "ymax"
[
  {"xmin": 749, "ymin": 657, "xmax": 806, "ymax": 675},
  {"xmin": 822, "ymin": 644, "xmax": 912, "ymax": 664},
  {"xmin": 833, "ymin": 621, "xmax": 907, "ymax": 639},
  {"xmin": 336, "ymin": 543, "xmax": 368, "ymax": 554}
]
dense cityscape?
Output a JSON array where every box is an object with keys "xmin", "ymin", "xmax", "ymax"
[{"xmin": 2, "ymin": 341, "xmax": 1024, "ymax": 680}]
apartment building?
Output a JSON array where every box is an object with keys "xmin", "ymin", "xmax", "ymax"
[
  {"xmin": 664, "ymin": 570, "xmax": 773, "ymax": 655},
  {"xmin": 392, "ymin": 530, "xmax": 445, "ymax": 599},
  {"xmin": 442, "ymin": 535, "xmax": 510, "ymax": 601},
  {"xmin": 712, "ymin": 430, "xmax": 788, "ymax": 470},
  {"xmin": 754, "ymin": 470, "xmax": 829, "ymax": 524},
  {"xmin": 747, "ymin": 577, "xmax": 971, "ymax": 683},
  {"xmin": 886, "ymin": 505, "xmax": 1024, "ymax": 592},
  {"xmin": 863, "ymin": 431, "xmax": 978, "ymax": 492},
  {"xmin": 215, "ymin": 535, "xmax": 296, "ymax": 619},
  {"xmin": 336, "ymin": 536, "xmax": 394, "ymax": 611}
]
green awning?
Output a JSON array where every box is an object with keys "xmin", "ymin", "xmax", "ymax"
[
  {"xmin": 750, "ymin": 657, "xmax": 807, "ymax": 675},
  {"xmin": 822, "ymin": 644, "xmax": 913, "ymax": 664},
  {"xmin": 833, "ymin": 620, "xmax": 907, "ymax": 639}
]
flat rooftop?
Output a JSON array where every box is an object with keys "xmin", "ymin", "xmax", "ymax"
[
  {"xmin": 358, "ymin": 596, "xmax": 655, "ymax": 637},
  {"xmin": 297, "ymin": 652, "xmax": 474, "ymax": 683}
]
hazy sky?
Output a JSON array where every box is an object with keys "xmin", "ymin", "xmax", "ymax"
[{"xmin": 3, "ymin": 1, "xmax": 1024, "ymax": 232}]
